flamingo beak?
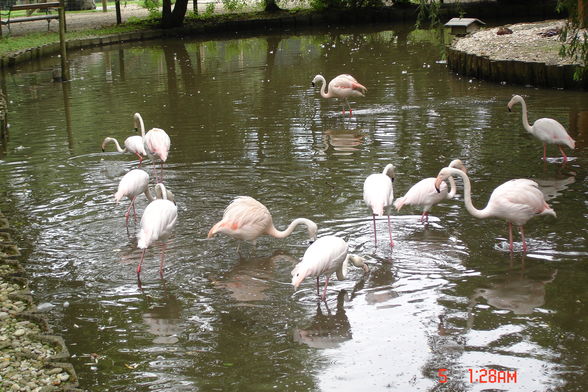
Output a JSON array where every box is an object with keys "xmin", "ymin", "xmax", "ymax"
[
  {"xmin": 434, "ymin": 176, "xmax": 442, "ymax": 193},
  {"xmin": 311, "ymin": 82, "xmax": 315, "ymax": 87}
]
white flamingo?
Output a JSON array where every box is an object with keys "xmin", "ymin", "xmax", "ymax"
[
  {"xmin": 311, "ymin": 74, "xmax": 367, "ymax": 117},
  {"xmin": 207, "ymin": 196, "xmax": 318, "ymax": 251},
  {"xmin": 134, "ymin": 113, "xmax": 171, "ymax": 182},
  {"xmin": 101, "ymin": 136, "xmax": 147, "ymax": 167},
  {"xmin": 363, "ymin": 164, "xmax": 395, "ymax": 247},
  {"xmin": 434, "ymin": 167, "xmax": 556, "ymax": 252},
  {"xmin": 507, "ymin": 95, "xmax": 575, "ymax": 163},
  {"xmin": 394, "ymin": 159, "xmax": 467, "ymax": 224},
  {"xmin": 137, "ymin": 183, "xmax": 178, "ymax": 278},
  {"xmin": 291, "ymin": 236, "xmax": 369, "ymax": 300},
  {"xmin": 114, "ymin": 169, "xmax": 150, "ymax": 227}
]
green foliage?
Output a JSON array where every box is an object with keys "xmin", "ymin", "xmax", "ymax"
[
  {"xmin": 309, "ymin": 0, "xmax": 382, "ymax": 10},
  {"xmin": 141, "ymin": 0, "xmax": 162, "ymax": 16},
  {"xmin": 222, "ymin": 0, "xmax": 245, "ymax": 12},
  {"xmin": 557, "ymin": 0, "xmax": 588, "ymax": 80},
  {"xmin": 415, "ymin": 0, "xmax": 442, "ymax": 29},
  {"xmin": 204, "ymin": 2, "xmax": 216, "ymax": 16}
]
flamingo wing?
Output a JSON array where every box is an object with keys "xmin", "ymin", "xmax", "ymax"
[
  {"xmin": 363, "ymin": 174, "xmax": 394, "ymax": 216},
  {"xmin": 137, "ymin": 199, "xmax": 177, "ymax": 249},
  {"xmin": 394, "ymin": 178, "xmax": 448, "ymax": 211},
  {"xmin": 125, "ymin": 136, "xmax": 147, "ymax": 156},
  {"xmin": 209, "ymin": 196, "xmax": 272, "ymax": 241},
  {"xmin": 532, "ymin": 118, "xmax": 575, "ymax": 149},
  {"xmin": 329, "ymin": 74, "xmax": 367, "ymax": 98},
  {"xmin": 291, "ymin": 236, "xmax": 348, "ymax": 287},
  {"xmin": 145, "ymin": 128, "xmax": 171, "ymax": 161},
  {"xmin": 488, "ymin": 179, "xmax": 552, "ymax": 225},
  {"xmin": 114, "ymin": 169, "xmax": 149, "ymax": 202}
]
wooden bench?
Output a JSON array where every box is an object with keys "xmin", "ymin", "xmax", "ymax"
[{"xmin": 0, "ymin": 2, "xmax": 61, "ymax": 37}]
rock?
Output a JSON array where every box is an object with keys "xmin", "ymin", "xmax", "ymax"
[{"xmin": 497, "ymin": 27, "xmax": 513, "ymax": 35}]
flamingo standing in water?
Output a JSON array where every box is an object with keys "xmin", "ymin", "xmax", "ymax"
[
  {"xmin": 291, "ymin": 236, "xmax": 369, "ymax": 300},
  {"xmin": 137, "ymin": 183, "xmax": 178, "ymax": 278},
  {"xmin": 134, "ymin": 113, "xmax": 171, "ymax": 182},
  {"xmin": 434, "ymin": 167, "xmax": 556, "ymax": 252},
  {"xmin": 394, "ymin": 159, "xmax": 467, "ymax": 224},
  {"xmin": 207, "ymin": 196, "xmax": 318, "ymax": 252},
  {"xmin": 114, "ymin": 169, "xmax": 150, "ymax": 227},
  {"xmin": 507, "ymin": 95, "xmax": 575, "ymax": 163},
  {"xmin": 311, "ymin": 74, "xmax": 367, "ymax": 117},
  {"xmin": 101, "ymin": 136, "xmax": 147, "ymax": 167},
  {"xmin": 363, "ymin": 164, "xmax": 395, "ymax": 247}
]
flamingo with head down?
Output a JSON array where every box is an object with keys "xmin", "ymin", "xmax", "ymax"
[
  {"xmin": 291, "ymin": 235, "xmax": 369, "ymax": 300},
  {"xmin": 434, "ymin": 166, "xmax": 556, "ymax": 252},
  {"xmin": 312, "ymin": 74, "xmax": 367, "ymax": 117},
  {"xmin": 507, "ymin": 95, "xmax": 575, "ymax": 163},
  {"xmin": 101, "ymin": 135, "xmax": 147, "ymax": 167},
  {"xmin": 394, "ymin": 159, "xmax": 467, "ymax": 224},
  {"xmin": 207, "ymin": 196, "xmax": 318, "ymax": 252}
]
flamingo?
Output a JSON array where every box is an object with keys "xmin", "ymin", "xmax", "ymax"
[
  {"xmin": 394, "ymin": 159, "xmax": 467, "ymax": 224},
  {"xmin": 114, "ymin": 169, "xmax": 150, "ymax": 227},
  {"xmin": 137, "ymin": 183, "xmax": 178, "ymax": 278},
  {"xmin": 434, "ymin": 167, "xmax": 556, "ymax": 252},
  {"xmin": 507, "ymin": 95, "xmax": 575, "ymax": 163},
  {"xmin": 291, "ymin": 236, "xmax": 369, "ymax": 300},
  {"xmin": 207, "ymin": 196, "xmax": 318, "ymax": 251},
  {"xmin": 363, "ymin": 164, "xmax": 395, "ymax": 247},
  {"xmin": 101, "ymin": 136, "xmax": 147, "ymax": 167},
  {"xmin": 311, "ymin": 74, "xmax": 367, "ymax": 117},
  {"xmin": 134, "ymin": 113, "xmax": 171, "ymax": 182}
]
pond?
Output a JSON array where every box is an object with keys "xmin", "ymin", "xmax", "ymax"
[{"xmin": 0, "ymin": 23, "xmax": 587, "ymax": 391}]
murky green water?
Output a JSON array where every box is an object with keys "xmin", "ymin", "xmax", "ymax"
[{"xmin": 1, "ymin": 23, "xmax": 587, "ymax": 391}]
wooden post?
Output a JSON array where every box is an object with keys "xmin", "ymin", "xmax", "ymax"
[
  {"xmin": 193, "ymin": 0, "xmax": 198, "ymax": 14},
  {"xmin": 580, "ymin": 0, "xmax": 588, "ymax": 28},
  {"xmin": 58, "ymin": 0, "xmax": 69, "ymax": 81},
  {"xmin": 102, "ymin": 0, "xmax": 107, "ymax": 12},
  {"xmin": 115, "ymin": 0, "xmax": 121, "ymax": 24}
]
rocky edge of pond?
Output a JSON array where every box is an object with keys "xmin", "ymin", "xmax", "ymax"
[{"xmin": 0, "ymin": 211, "xmax": 81, "ymax": 392}]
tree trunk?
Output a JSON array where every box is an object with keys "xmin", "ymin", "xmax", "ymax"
[
  {"xmin": 264, "ymin": 0, "xmax": 282, "ymax": 12},
  {"xmin": 161, "ymin": 0, "xmax": 189, "ymax": 28},
  {"xmin": 580, "ymin": 0, "xmax": 588, "ymax": 28}
]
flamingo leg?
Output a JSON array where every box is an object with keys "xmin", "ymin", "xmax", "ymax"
[
  {"xmin": 160, "ymin": 161, "xmax": 165, "ymax": 183},
  {"xmin": 508, "ymin": 222, "xmax": 514, "ymax": 252},
  {"xmin": 137, "ymin": 249, "xmax": 146, "ymax": 277},
  {"xmin": 519, "ymin": 226, "xmax": 527, "ymax": 253},
  {"xmin": 558, "ymin": 145, "xmax": 568, "ymax": 163},
  {"xmin": 316, "ymin": 277, "xmax": 320, "ymax": 296},
  {"xmin": 321, "ymin": 276, "xmax": 330, "ymax": 300},
  {"xmin": 543, "ymin": 143, "xmax": 547, "ymax": 161},
  {"xmin": 372, "ymin": 214, "xmax": 378, "ymax": 247},
  {"xmin": 124, "ymin": 197, "xmax": 136, "ymax": 227},
  {"xmin": 387, "ymin": 213, "xmax": 394, "ymax": 247},
  {"xmin": 132, "ymin": 198, "xmax": 138, "ymax": 223},
  {"xmin": 159, "ymin": 242, "xmax": 167, "ymax": 277},
  {"xmin": 135, "ymin": 152, "xmax": 143, "ymax": 168},
  {"xmin": 345, "ymin": 98, "xmax": 352, "ymax": 117}
]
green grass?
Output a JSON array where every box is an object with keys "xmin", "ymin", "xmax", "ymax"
[{"xmin": 0, "ymin": 18, "xmax": 156, "ymax": 55}]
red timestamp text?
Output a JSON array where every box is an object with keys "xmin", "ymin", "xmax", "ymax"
[{"xmin": 437, "ymin": 368, "xmax": 518, "ymax": 384}]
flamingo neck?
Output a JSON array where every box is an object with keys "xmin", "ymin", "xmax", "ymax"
[
  {"xmin": 449, "ymin": 168, "xmax": 492, "ymax": 219},
  {"xmin": 134, "ymin": 113, "xmax": 146, "ymax": 138},
  {"xmin": 447, "ymin": 176, "xmax": 457, "ymax": 199},
  {"xmin": 518, "ymin": 99, "xmax": 533, "ymax": 134},
  {"xmin": 268, "ymin": 218, "xmax": 313, "ymax": 239},
  {"xmin": 316, "ymin": 75, "xmax": 332, "ymax": 98},
  {"xmin": 103, "ymin": 137, "xmax": 125, "ymax": 153}
]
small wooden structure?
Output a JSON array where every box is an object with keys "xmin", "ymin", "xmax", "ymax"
[
  {"xmin": 0, "ymin": 1, "xmax": 61, "ymax": 37},
  {"xmin": 445, "ymin": 18, "xmax": 485, "ymax": 36}
]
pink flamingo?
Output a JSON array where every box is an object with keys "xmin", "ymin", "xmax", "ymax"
[
  {"xmin": 207, "ymin": 196, "xmax": 318, "ymax": 251},
  {"xmin": 134, "ymin": 113, "xmax": 171, "ymax": 182},
  {"xmin": 114, "ymin": 169, "xmax": 150, "ymax": 227},
  {"xmin": 363, "ymin": 164, "xmax": 395, "ymax": 247},
  {"xmin": 394, "ymin": 159, "xmax": 466, "ymax": 224},
  {"xmin": 137, "ymin": 183, "xmax": 178, "ymax": 278},
  {"xmin": 311, "ymin": 74, "xmax": 367, "ymax": 117},
  {"xmin": 291, "ymin": 236, "xmax": 369, "ymax": 300},
  {"xmin": 101, "ymin": 136, "xmax": 147, "ymax": 167},
  {"xmin": 507, "ymin": 95, "xmax": 575, "ymax": 163},
  {"xmin": 434, "ymin": 167, "xmax": 556, "ymax": 252}
]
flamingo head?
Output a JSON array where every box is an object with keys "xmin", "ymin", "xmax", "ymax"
[
  {"xmin": 434, "ymin": 167, "xmax": 453, "ymax": 193},
  {"xmin": 507, "ymin": 94, "xmax": 523, "ymax": 112},
  {"xmin": 291, "ymin": 264, "xmax": 310, "ymax": 290},
  {"xmin": 448, "ymin": 159, "xmax": 467, "ymax": 174},
  {"xmin": 348, "ymin": 255, "xmax": 369, "ymax": 273},
  {"xmin": 383, "ymin": 163, "xmax": 395, "ymax": 182},
  {"xmin": 306, "ymin": 220, "xmax": 318, "ymax": 243},
  {"xmin": 311, "ymin": 75, "xmax": 322, "ymax": 88}
]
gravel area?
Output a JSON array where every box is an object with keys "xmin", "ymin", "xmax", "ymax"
[
  {"xmin": 452, "ymin": 19, "xmax": 582, "ymax": 66},
  {"xmin": 3, "ymin": 3, "xmax": 149, "ymax": 37}
]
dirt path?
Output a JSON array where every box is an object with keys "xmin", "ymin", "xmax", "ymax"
[{"xmin": 2, "ymin": 3, "xmax": 149, "ymax": 37}]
